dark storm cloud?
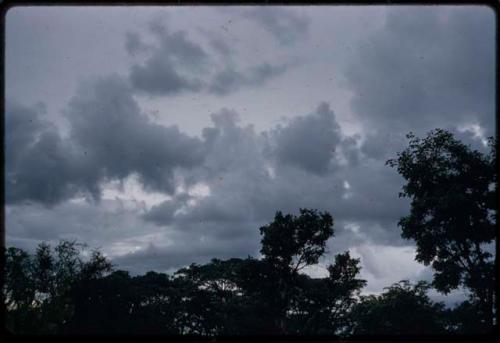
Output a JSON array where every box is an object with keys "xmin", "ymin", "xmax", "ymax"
[
  {"xmin": 343, "ymin": 6, "xmax": 495, "ymax": 136},
  {"xmin": 241, "ymin": 7, "xmax": 310, "ymax": 46},
  {"xmin": 141, "ymin": 104, "xmax": 409, "ymax": 254},
  {"xmin": 130, "ymin": 59, "xmax": 203, "ymax": 96},
  {"xmin": 5, "ymin": 75, "xmax": 206, "ymax": 205},
  {"xmin": 270, "ymin": 103, "xmax": 343, "ymax": 174},
  {"xmin": 142, "ymin": 193, "xmax": 192, "ymax": 226},
  {"xmin": 127, "ymin": 20, "xmax": 208, "ymax": 95},
  {"xmin": 127, "ymin": 17, "xmax": 289, "ymax": 97},
  {"xmin": 65, "ymin": 75, "xmax": 206, "ymax": 194},
  {"xmin": 360, "ymin": 132, "xmax": 408, "ymax": 161},
  {"xmin": 208, "ymin": 63, "xmax": 288, "ymax": 96},
  {"xmin": 5, "ymin": 101, "xmax": 93, "ymax": 205},
  {"xmin": 7, "ymin": 99, "xmax": 414, "ymax": 277}
]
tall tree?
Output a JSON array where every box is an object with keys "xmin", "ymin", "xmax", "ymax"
[
  {"xmin": 260, "ymin": 209, "xmax": 334, "ymax": 273},
  {"xmin": 288, "ymin": 252, "xmax": 366, "ymax": 335},
  {"xmin": 4, "ymin": 247, "xmax": 37, "ymax": 333},
  {"xmin": 387, "ymin": 129, "xmax": 496, "ymax": 331},
  {"xmin": 4, "ymin": 241, "xmax": 114, "ymax": 334},
  {"xmin": 258, "ymin": 209, "xmax": 335, "ymax": 333}
]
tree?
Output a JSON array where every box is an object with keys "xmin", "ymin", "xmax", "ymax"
[
  {"xmin": 443, "ymin": 300, "xmax": 491, "ymax": 334},
  {"xmin": 258, "ymin": 209, "xmax": 335, "ymax": 334},
  {"xmin": 4, "ymin": 240, "xmax": 114, "ymax": 334},
  {"xmin": 4, "ymin": 247, "xmax": 37, "ymax": 333},
  {"xmin": 33, "ymin": 243, "xmax": 55, "ymax": 296},
  {"xmin": 351, "ymin": 280, "xmax": 447, "ymax": 335},
  {"xmin": 387, "ymin": 129, "xmax": 496, "ymax": 331},
  {"xmin": 173, "ymin": 258, "xmax": 247, "ymax": 335},
  {"xmin": 65, "ymin": 270, "xmax": 138, "ymax": 334},
  {"xmin": 288, "ymin": 252, "xmax": 366, "ymax": 335},
  {"xmin": 260, "ymin": 209, "xmax": 334, "ymax": 273},
  {"xmin": 4, "ymin": 210, "xmax": 369, "ymax": 336}
]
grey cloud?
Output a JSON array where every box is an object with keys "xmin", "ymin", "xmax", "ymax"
[
  {"xmin": 5, "ymin": 199, "xmax": 161, "ymax": 251},
  {"xmin": 209, "ymin": 63, "xmax": 288, "ymax": 96},
  {"xmin": 124, "ymin": 32, "xmax": 151, "ymax": 56},
  {"xmin": 130, "ymin": 56, "xmax": 203, "ymax": 96},
  {"xmin": 360, "ymin": 124, "xmax": 492, "ymax": 164},
  {"xmin": 142, "ymin": 193, "xmax": 191, "ymax": 226},
  {"xmin": 65, "ymin": 75, "xmax": 206, "ymax": 194},
  {"xmin": 127, "ymin": 17, "xmax": 289, "ymax": 97},
  {"xmin": 270, "ymin": 102, "xmax": 342, "ymax": 175},
  {"xmin": 195, "ymin": 27, "xmax": 233, "ymax": 59},
  {"xmin": 242, "ymin": 7, "xmax": 310, "ymax": 46},
  {"xmin": 5, "ymin": 101, "xmax": 48, "ymax": 163},
  {"xmin": 6, "ymin": 75, "xmax": 206, "ymax": 205},
  {"xmin": 7, "ymin": 131, "xmax": 79, "ymax": 205},
  {"xmin": 142, "ymin": 104, "xmax": 409, "ymax": 253},
  {"xmin": 343, "ymin": 6, "xmax": 495, "ymax": 136},
  {"xmin": 208, "ymin": 35, "xmax": 232, "ymax": 57},
  {"xmin": 112, "ymin": 232, "xmax": 258, "ymax": 275},
  {"xmin": 339, "ymin": 135, "xmax": 362, "ymax": 167},
  {"xmin": 5, "ymin": 101, "xmax": 46, "ymax": 172},
  {"xmin": 127, "ymin": 20, "xmax": 208, "ymax": 95},
  {"xmin": 360, "ymin": 132, "xmax": 408, "ymax": 161},
  {"xmin": 5, "ymin": 101, "xmax": 94, "ymax": 205},
  {"xmin": 334, "ymin": 159, "xmax": 410, "ymax": 225},
  {"xmin": 208, "ymin": 69, "xmax": 247, "ymax": 96},
  {"xmin": 191, "ymin": 108, "xmax": 267, "ymax": 180},
  {"xmin": 146, "ymin": 19, "xmax": 209, "ymax": 70},
  {"xmin": 448, "ymin": 126, "xmax": 493, "ymax": 153},
  {"xmin": 7, "ymin": 98, "xmax": 415, "ymax": 277}
]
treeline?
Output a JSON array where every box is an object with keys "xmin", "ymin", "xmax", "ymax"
[{"xmin": 3, "ymin": 129, "xmax": 496, "ymax": 336}]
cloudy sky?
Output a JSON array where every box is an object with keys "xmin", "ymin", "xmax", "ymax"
[{"xmin": 5, "ymin": 5, "xmax": 495, "ymax": 305}]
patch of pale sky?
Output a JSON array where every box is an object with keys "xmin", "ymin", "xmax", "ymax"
[
  {"xmin": 457, "ymin": 122, "xmax": 489, "ymax": 146},
  {"xmin": 101, "ymin": 174, "xmax": 172, "ymax": 211},
  {"xmin": 349, "ymin": 244, "xmax": 427, "ymax": 294}
]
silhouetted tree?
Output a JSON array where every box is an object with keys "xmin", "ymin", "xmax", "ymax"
[
  {"xmin": 288, "ymin": 252, "xmax": 366, "ymax": 335},
  {"xmin": 258, "ymin": 209, "xmax": 335, "ymax": 333},
  {"xmin": 443, "ymin": 299, "xmax": 491, "ymax": 334},
  {"xmin": 173, "ymin": 258, "xmax": 248, "ymax": 335},
  {"xmin": 65, "ymin": 270, "xmax": 137, "ymax": 334},
  {"xmin": 4, "ymin": 247, "xmax": 37, "ymax": 333},
  {"xmin": 260, "ymin": 209, "xmax": 334, "ymax": 273},
  {"xmin": 387, "ymin": 129, "xmax": 496, "ymax": 331},
  {"xmin": 4, "ymin": 241, "xmax": 113, "ymax": 334},
  {"xmin": 351, "ymin": 280, "xmax": 447, "ymax": 334}
]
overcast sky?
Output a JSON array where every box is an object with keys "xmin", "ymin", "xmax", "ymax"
[{"xmin": 5, "ymin": 5, "xmax": 495, "ymax": 305}]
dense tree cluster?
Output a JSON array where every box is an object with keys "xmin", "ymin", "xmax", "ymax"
[
  {"xmin": 387, "ymin": 129, "xmax": 496, "ymax": 331},
  {"xmin": 4, "ymin": 129, "xmax": 496, "ymax": 335}
]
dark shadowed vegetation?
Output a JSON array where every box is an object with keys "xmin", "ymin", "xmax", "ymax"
[{"xmin": 3, "ymin": 129, "xmax": 496, "ymax": 336}]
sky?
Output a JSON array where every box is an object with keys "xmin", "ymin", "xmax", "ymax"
[{"xmin": 4, "ymin": 5, "xmax": 495, "ymax": 306}]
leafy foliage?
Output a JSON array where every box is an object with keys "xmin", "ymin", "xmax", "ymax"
[
  {"xmin": 4, "ymin": 209, "xmax": 367, "ymax": 336},
  {"xmin": 4, "ymin": 129, "xmax": 496, "ymax": 335},
  {"xmin": 4, "ymin": 241, "xmax": 113, "ymax": 334},
  {"xmin": 351, "ymin": 280, "xmax": 447, "ymax": 335},
  {"xmin": 260, "ymin": 209, "xmax": 334, "ymax": 272},
  {"xmin": 387, "ymin": 129, "xmax": 496, "ymax": 331}
]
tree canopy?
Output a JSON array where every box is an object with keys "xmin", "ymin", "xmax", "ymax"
[
  {"xmin": 4, "ymin": 129, "xmax": 496, "ymax": 336},
  {"xmin": 387, "ymin": 129, "xmax": 496, "ymax": 331}
]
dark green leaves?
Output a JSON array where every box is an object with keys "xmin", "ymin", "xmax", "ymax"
[
  {"xmin": 259, "ymin": 208, "xmax": 334, "ymax": 272},
  {"xmin": 388, "ymin": 129, "xmax": 496, "ymax": 330}
]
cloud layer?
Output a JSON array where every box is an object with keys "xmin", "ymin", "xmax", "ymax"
[
  {"xmin": 5, "ymin": 6, "xmax": 495, "ymax": 300},
  {"xmin": 6, "ymin": 75, "xmax": 206, "ymax": 205}
]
